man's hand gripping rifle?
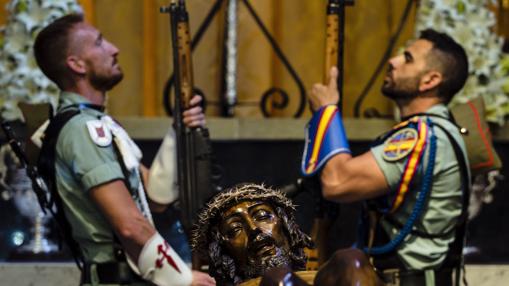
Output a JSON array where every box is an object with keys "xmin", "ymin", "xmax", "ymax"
[
  {"xmin": 162, "ymin": 0, "xmax": 216, "ymax": 234},
  {"xmin": 297, "ymin": 0, "xmax": 354, "ymax": 270}
]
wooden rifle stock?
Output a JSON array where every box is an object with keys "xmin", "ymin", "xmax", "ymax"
[
  {"xmin": 323, "ymin": 1, "xmax": 340, "ymax": 85},
  {"xmin": 324, "ymin": 0, "xmax": 353, "ymax": 109},
  {"xmin": 164, "ymin": 1, "xmax": 215, "ymax": 264},
  {"xmin": 304, "ymin": 0, "xmax": 354, "ymax": 271},
  {"xmin": 174, "ymin": 2, "xmax": 193, "ymax": 109}
]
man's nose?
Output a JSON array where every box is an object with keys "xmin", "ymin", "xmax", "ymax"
[
  {"xmin": 388, "ymin": 55, "xmax": 402, "ymax": 69},
  {"xmin": 106, "ymin": 40, "xmax": 120, "ymax": 55}
]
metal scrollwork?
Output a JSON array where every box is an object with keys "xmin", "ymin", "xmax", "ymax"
[
  {"xmin": 162, "ymin": 0, "xmax": 306, "ymax": 118},
  {"xmin": 260, "ymin": 88, "xmax": 290, "ymax": 118}
]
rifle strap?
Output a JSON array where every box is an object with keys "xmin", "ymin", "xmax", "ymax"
[
  {"xmin": 402, "ymin": 113, "xmax": 471, "ymax": 242},
  {"xmin": 38, "ymin": 108, "xmax": 84, "ymax": 268},
  {"xmin": 430, "ymin": 121, "xmax": 470, "ymax": 286}
]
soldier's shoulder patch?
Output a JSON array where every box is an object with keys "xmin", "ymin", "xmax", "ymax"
[
  {"xmin": 86, "ymin": 120, "xmax": 112, "ymax": 147},
  {"xmin": 382, "ymin": 127, "xmax": 418, "ymax": 162}
]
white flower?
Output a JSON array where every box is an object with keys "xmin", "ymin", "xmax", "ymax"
[
  {"xmin": 416, "ymin": 0, "xmax": 509, "ymax": 124},
  {"xmin": 3, "ymin": 21, "xmax": 31, "ymax": 54},
  {"xmin": 0, "ymin": 0, "xmax": 82, "ymax": 121}
]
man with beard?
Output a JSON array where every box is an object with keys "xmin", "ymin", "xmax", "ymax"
[
  {"xmin": 191, "ymin": 184, "xmax": 313, "ymax": 285},
  {"xmin": 33, "ymin": 14, "xmax": 214, "ymax": 286},
  {"xmin": 301, "ymin": 29, "xmax": 470, "ymax": 285}
]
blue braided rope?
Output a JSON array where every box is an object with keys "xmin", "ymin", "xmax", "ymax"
[{"xmin": 364, "ymin": 119, "xmax": 437, "ymax": 255}]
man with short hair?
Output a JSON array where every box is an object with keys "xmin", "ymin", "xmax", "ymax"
[
  {"xmin": 34, "ymin": 14, "xmax": 214, "ymax": 286},
  {"xmin": 302, "ymin": 29, "xmax": 470, "ymax": 285}
]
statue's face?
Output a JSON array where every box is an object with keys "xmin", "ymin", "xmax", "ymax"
[{"xmin": 219, "ymin": 200, "xmax": 291, "ymax": 277}]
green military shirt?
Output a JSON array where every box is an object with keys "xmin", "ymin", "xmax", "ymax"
[
  {"xmin": 370, "ymin": 104, "xmax": 468, "ymax": 270},
  {"xmin": 54, "ymin": 92, "xmax": 144, "ymax": 265}
]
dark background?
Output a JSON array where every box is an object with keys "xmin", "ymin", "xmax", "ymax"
[{"xmin": 1, "ymin": 139, "xmax": 508, "ymax": 264}]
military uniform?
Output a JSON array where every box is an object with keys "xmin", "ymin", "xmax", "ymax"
[
  {"xmin": 53, "ymin": 92, "xmax": 151, "ymax": 285},
  {"xmin": 368, "ymin": 104, "xmax": 469, "ymax": 285}
]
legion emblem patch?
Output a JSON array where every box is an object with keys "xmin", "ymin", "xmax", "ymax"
[
  {"xmin": 86, "ymin": 120, "xmax": 112, "ymax": 147},
  {"xmin": 382, "ymin": 127, "xmax": 418, "ymax": 161}
]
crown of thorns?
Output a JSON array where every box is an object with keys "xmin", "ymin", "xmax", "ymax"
[{"xmin": 191, "ymin": 183, "xmax": 296, "ymax": 256}]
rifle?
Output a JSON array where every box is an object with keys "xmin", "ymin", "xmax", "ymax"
[
  {"xmin": 1, "ymin": 122, "xmax": 51, "ymax": 215},
  {"xmin": 303, "ymin": 0, "xmax": 354, "ymax": 270},
  {"xmin": 1, "ymin": 121, "xmax": 84, "ymax": 268},
  {"xmin": 161, "ymin": 0, "xmax": 217, "ymax": 239}
]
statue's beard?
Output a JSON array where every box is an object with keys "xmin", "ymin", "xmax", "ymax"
[
  {"xmin": 241, "ymin": 247, "xmax": 291, "ymax": 279},
  {"xmin": 240, "ymin": 233, "xmax": 292, "ymax": 279}
]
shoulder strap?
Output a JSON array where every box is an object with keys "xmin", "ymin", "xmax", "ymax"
[
  {"xmin": 37, "ymin": 109, "xmax": 84, "ymax": 269},
  {"xmin": 408, "ymin": 113, "xmax": 470, "ymax": 284},
  {"xmin": 431, "ymin": 122, "xmax": 470, "ymax": 283}
]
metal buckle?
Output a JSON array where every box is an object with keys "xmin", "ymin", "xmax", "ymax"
[{"xmin": 382, "ymin": 268, "xmax": 401, "ymax": 286}]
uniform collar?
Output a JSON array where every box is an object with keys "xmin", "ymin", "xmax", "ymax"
[
  {"xmin": 401, "ymin": 103, "xmax": 449, "ymax": 122},
  {"xmin": 58, "ymin": 91, "xmax": 105, "ymax": 113},
  {"xmin": 422, "ymin": 103, "xmax": 449, "ymax": 118}
]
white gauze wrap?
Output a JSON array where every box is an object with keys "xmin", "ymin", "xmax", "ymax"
[{"xmin": 138, "ymin": 232, "xmax": 192, "ymax": 286}]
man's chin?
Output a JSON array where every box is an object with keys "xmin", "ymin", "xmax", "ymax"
[
  {"xmin": 94, "ymin": 74, "xmax": 124, "ymax": 91},
  {"xmin": 381, "ymin": 88, "xmax": 396, "ymax": 99},
  {"xmin": 382, "ymin": 91, "xmax": 421, "ymax": 105}
]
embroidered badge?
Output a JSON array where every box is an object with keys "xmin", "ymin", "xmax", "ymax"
[
  {"xmin": 382, "ymin": 127, "xmax": 418, "ymax": 162},
  {"xmin": 86, "ymin": 120, "xmax": 112, "ymax": 147}
]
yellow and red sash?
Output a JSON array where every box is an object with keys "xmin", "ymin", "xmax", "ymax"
[{"xmin": 384, "ymin": 118, "xmax": 429, "ymax": 212}]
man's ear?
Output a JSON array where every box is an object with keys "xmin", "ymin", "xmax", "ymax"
[
  {"xmin": 66, "ymin": 55, "xmax": 86, "ymax": 75},
  {"xmin": 419, "ymin": 71, "xmax": 442, "ymax": 93}
]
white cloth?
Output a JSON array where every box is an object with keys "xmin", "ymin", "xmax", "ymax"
[
  {"xmin": 101, "ymin": 115, "xmax": 153, "ymax": 224},
  {"xmin": 102, "ymin": 116, "xmax": 142, "ymax": 170},
  {"xmin": 147, "ymin": 128, "xmax": 179, "ymax": 204}
]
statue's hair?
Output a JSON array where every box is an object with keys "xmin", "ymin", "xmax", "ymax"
[{"xmin": 191, "ymin": 183, "xmax": 312, "ymax": 285}]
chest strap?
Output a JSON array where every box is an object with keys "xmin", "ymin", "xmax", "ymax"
[{"xmin": 38, "ymin": 108, "xmax": 83, "ymax": 269}]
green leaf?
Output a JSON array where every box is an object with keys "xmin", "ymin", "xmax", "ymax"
[
  {"xmin": 456, "ymin": 1, "xmax": 465, "ymax": 14},
  {"xmin": 16, "ymin": 0, "xmax": 28, "ymax": 13}
]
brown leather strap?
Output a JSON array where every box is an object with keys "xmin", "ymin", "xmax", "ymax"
[{"xmin": 379, "ymin": 268, "xmax": 453, "ymax": 286}]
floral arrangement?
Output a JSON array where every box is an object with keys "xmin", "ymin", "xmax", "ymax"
[
  {"xmin": 415, "ymin": 0, "xmax": 509, "ymax": 124},
  {"xmin": 0, "ymin": 0, "xmax": 82, "ymax": 121}
]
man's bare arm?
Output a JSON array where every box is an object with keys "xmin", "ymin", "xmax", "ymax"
[
  {"xmin": 308, "ymin": 67, "xmax": 389, "ymax": 203},
  {"xmin": 320, "ymin": 151, "xmax": 389, "ymax": 203},
  {"xmin": 90, "ymin": 179, "xmax": 155, "ymax": 262}
]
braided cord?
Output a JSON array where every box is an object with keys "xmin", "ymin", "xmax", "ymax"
[{"xmin": 365, "ymin": 118, "xmax": 437, "ymax": 255}]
